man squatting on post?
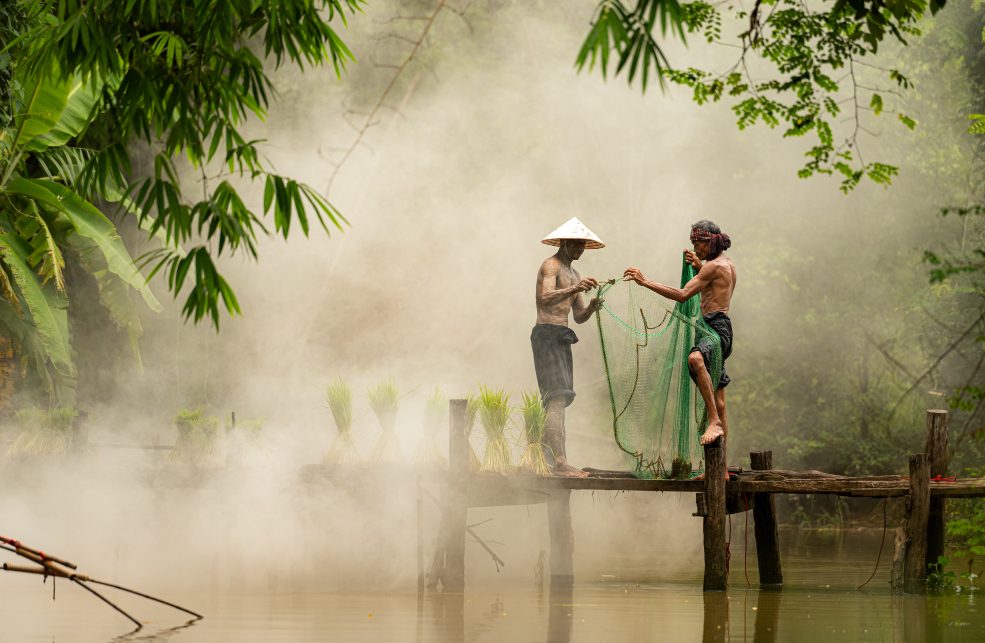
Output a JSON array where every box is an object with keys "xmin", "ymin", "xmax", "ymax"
[
  {"xmin": 623, "ymin": 219, "xmax": 736, "ymax": 447},
  {"xmin": 531, "ymin": 218, "xmax": 605, "ymax": 478}
]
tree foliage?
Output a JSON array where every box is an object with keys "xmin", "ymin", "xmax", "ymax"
[
  {"xmin": 16, "ymin": 0, "xmax": 362, "ymax": 328},
  {"xmin": 578, "ymin": 0, "xmax": 947, "ymax": 190},
  {"xmin": 0, "ymin": 0, "xmax": 364, "ymax": 405}
]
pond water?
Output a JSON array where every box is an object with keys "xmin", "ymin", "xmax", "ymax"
[{"xmin": 1, "ymin": 527, "xmax": 981, "ymax": 642}]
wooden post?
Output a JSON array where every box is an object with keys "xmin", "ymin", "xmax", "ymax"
[
  {"xmin": 417, "ymin": 475, "xmax": 424, "ymax": 593},
  {"xmin": 71, "ymin": 410, "xmax": 88, "ymax": 454},
  {"xmin": 435, "ymin": 399, "xmax": 468, "ymax": 592},
  {"xmin": 703, "ymin": 441, "xmax": 728, "ymax": 591},
  {"xmin": 903, "ymin": 453, "xmax": 930, "ymax": 594},
  {"xmin": 750, "ymin": 451, "xmax": 783, "ymax": 587},
  {"xmin": 924, "ymin": 409, "xmax": 948, "ymax": 570},
  {"xmin": 547, "ymin": 490, "xmax": 574, "ymax": 584}
]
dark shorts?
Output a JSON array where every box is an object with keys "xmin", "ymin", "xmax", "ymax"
[
  {"xmin": 530, "ymin": 324, "xmax": 579, "ymax": 406},
  {"xmin": 688, "ymin": 312, "xmax": 732, "ymax": 389}
]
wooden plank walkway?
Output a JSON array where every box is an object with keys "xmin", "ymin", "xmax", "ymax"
[
  {"xmin": 462, "ymin": 472, "xmax": 985, "ymax": 498},
  {"xmin": 424, "ymin": 405, "xmax": 985, "ymax": 596}
]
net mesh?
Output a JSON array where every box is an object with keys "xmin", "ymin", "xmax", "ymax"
[{"xmin": 595, "ymin": 258, "xmax": 723, "ymax": 479}]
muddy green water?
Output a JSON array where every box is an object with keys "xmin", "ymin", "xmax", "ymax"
[{"xmin": 0, "ymin": 529, "xmax": 981, "ymax": 642}]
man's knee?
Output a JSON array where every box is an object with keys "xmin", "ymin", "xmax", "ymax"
[{"xmin": 687, "ymin": 351, "xmax": 706, "ymax": 372}]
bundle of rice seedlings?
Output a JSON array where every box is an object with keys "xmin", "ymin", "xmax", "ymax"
[
  {"xmin": 413, "ymin": 387, "xmax": 446, "ymax": 466},
  {"xmin": 464, "ymin": 394, "xmax": 481, "ymax": 470},
  {"xmin": 6, "ymin": 407, "xmax": 76, "ymax": 457},
  {"xmin": 519, "ymin": 391, "xmax": 551, "ymax": 476},
  {"xmin": 477, "ymin": 386, "xmax": 512, "ymax": 474},
  {"xmin": 324, "ymin": 378, "xmax": 359, "ymax": 465},
  {"xmin": 368, "ymin": 377, "xmax": 402, "ymax": 462},
  {"xmin": 169, "ymin": 408, "xmax": 222, "ymax": 466}
]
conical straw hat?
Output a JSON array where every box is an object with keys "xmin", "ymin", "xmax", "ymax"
[{"xmin": 541, "ymin": 217, "xmax": 605, "ymax": 249}]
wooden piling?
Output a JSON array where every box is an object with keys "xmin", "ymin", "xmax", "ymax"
[
  {"xmin": 547, "ymin": 490, "xmax": 574, "ymax": 583},
  {"xmin": 417, "ymin": 475, "xmax": 424, "ymax": 593},
  {"xmin": 903, "ymin": 453, "xmax": 931, "ymax": 594},
  {"xmin": 750, "ymin": 451, "xmax": 783, "ymax": 587},
  {"xmin": 703, "ymin": 441, "xmax": 728, "ymax": 591},
  {"xmin": 924, "ymin": 409, "xmax": 949, "ymax": 570},
  {"xmin": 435, "ymin": 399, "xmax": 468, "ymax": 592}
]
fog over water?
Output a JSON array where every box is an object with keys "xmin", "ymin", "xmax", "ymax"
[{"xmin": 0, "ymin": 0, "xmax": 970, "ymax": 632}]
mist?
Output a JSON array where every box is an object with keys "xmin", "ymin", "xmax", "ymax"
[{"xmin": 1, "ymin": 0, "xmax": 968, "ymax": 606}]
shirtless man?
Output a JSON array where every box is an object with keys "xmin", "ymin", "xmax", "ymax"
[
  {"xmin": 623, "ymin": 219, "xmax": 736, "ymax": 446},
  {"xmin": 532, "ymin": 217, "xmax": 604, "ymax": 477}
]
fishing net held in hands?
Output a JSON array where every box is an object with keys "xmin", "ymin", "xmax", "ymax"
[{"xmin": 595, "ymin": 258, "xmax": 723, "ymax": 479}]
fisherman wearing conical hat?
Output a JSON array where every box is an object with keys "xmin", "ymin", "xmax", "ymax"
[{"xmin": 533, "ymin": 217, "xmax": 604, "ymax": 478}]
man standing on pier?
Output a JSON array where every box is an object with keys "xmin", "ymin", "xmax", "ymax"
[
  {"xmin": 623, "ymin": 219, "xmax": 736, "ymax": 446},
  {"xmin": 533, "ymin": 217, "xmax": 604, "ymax": 477}
]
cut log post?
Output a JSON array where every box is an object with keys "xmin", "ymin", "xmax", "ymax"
[
  {"xmin": 434, "ymin": 399, "xmax": 468, "ymax": 592},
  {"xmin": 904, "ymin": 453, "xmax": 930, "ymax": 594},
  {"xmin": 703, "ymin": 441, "xmax": 728, "ymax": 591},
  {"xmin": 547, "ymin": 490, "xmax": 574, "ymax": 584},
  {"xmin": 750, "ymin": 451, "xmax": 783, "ymax": 587},
  {"xmin": 924, "ymin": 409, "xmax": 949, "ymax": 570}
]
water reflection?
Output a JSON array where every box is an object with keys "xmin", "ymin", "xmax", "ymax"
[
  {"xmin": 110, "ymin": 618, "xmax": 201, "ymax": 643},
  {"xmin": 547, "ymin": 579, "xmax": 573, "ymax": 643},
  {"xmin": 753, "ymin": 589, "xmax": 780, "ymax": 643},
  {"xmin": 702, "ymin": 592, "xmax": 729, "ymax": 642}
]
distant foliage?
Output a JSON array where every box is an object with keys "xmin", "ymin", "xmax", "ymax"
[{"xmin": 578, "ymin": 0, "xmax": 946, "ymax": 190}]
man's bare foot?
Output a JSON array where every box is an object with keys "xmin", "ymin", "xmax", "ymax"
[
  {"xmin": 700, "ymin": 420, "xmax": 725, "ymax": 446},
  {"xmin": 554, "ymin": 462, "xmax": 589, "ymax": 478}
]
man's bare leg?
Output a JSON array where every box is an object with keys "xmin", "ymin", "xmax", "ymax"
[
  {"xmin": 544, "ymin": 397, "xmax": 588, "ymax": 478},
  {"xmin": 715, "ymin": 387, "xmax": 728, "ymax": 440},
  {"xmin": 688, "ymin": 352, "xmax": 724, "ymax": 446}
]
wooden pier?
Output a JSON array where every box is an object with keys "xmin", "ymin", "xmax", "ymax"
[{"xmin": 429, "ymin": 404, "xmax": 985, "ymax": 594}]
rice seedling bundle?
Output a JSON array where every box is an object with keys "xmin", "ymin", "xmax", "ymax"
[
  {"xmin": 6, "ymin": 407, "xmax": 76, "ymax": 457},
  {"xmin": 324, "ymin": 378, "xmax": 360, "ymax": 465},
  {"xmin": 413, "ymin": 387, "xmax": 446, "ymax": 466},
  {"xmin": 519, "ymin": 391, "xmax": 551, "ymax": 476},
  {"xmin": 477, "ymin": 386, "xmax": 513, "ymax": 474},
  {"xmin": 169, "ymin": 409, "xmax": 222, "ymax": 466},
  {"xmin": 368, "ymin": 378, "xmax": 402, "ymax": 462}
]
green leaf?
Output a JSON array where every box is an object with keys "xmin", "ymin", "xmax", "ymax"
[
  {"xmin": 0, "ymin": 232, "xmax": 73, "ymax": 377},
  {"xmin": 7, "ymin": 177, "xmax": 161, "ymax": 312},
  {"xmin": 870, "ymin": 93, "xmax": 883, "ymax": 116},
  {"xmin": 26, "ymin": 72, "xmax": 105, "ymax": 151}
]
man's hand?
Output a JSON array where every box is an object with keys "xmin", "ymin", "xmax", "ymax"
[
  {"xmin": 577, "ymin": 277, "xmax": 598, "ymax": 292},
  {"xmin": 587, "ymin": 297, "xmax": 600, "ymax": 313},
  {"xmin": 623, "ymin": 267, "xmax": 646, "ymax": 285},
  {"xmin": 684, "ymin": 249, "xmax": 702, "ymax": 269}
]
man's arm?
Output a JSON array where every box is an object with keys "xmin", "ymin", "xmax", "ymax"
[
  {"xmin": 623, "ymin": 263, "xmax": 715, "ymax": 303},
  {"xmin": 572, "ymin": 292, "xmax": 599, "ymax": 324},
  {"xmin": 538, "ymin": 261, "xmax": 597, "ymax": 306}
]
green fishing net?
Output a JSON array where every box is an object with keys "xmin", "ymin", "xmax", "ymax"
[{"xmin": 595, "ymin": 258, "xmax": 723, "ymax": 479}]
